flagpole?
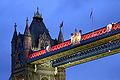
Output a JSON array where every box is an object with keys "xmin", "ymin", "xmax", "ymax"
[{"xmin": 90, "ymin": 9, "xmax": 94, "ymax": 30}]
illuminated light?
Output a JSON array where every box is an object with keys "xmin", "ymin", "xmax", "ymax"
[
  {"xmin": 65, "ymin": 40, "xmax": 71, "ymax": 46},
  {"xmin": 102, "ymin": 28, "xmax": 106, "ymax": 34},
  {"xmin": 28, "ymin": 50, "xmax": 46, "ymax": 59},
  {"xmin": 82, "ymin": 35, "xmax": 86, "ymax": 40},
  {"xmin": 82, "ymin": 27, "xmax": 107, "ymax": 41},
  {"xmin": 51, "ymin": 46, "xmax": 58, "ymax": 52},
  {"xmin": 82, "ymin": 35, "xmax": 87, "ymax": 40},
  {"xmin": 54, "ymin": 67, "xmax": 58, "ymax": 75},
  {"xmin": 94, "ymin": 29, "xmax": 101, "ymax": 36},
  {"xmin": 89, "ymin": 32, "xmax": 94, "ymax": 38},
  {"xmin": 41, "ymin": 50, "xmax": 46, "ymax": 54},
  {"xmin": 63, "ymin": 42, "xmax": 68, "ymax": 47},
  {"xmin": 46, "ymin": 46, "xmax": 51, "ymax": 52},
  {"xmin": 34, "ymin": 64, "xmax": 37, "ymax": 72},
  {"xmin": 29, "ymin": 54, "xmax": 32, "ymax": 59},
  {"xmin": 97, "ymin": 29, "xmax": 103, "ymax": 35},
  {"xmin": 117, "ymin": 23, "xmax": 120, "ymax": 29},
  {"xmin": 35, "ymin": 52, "xmax": 39, "ymax": 57},
  {"xmin": 50, "ymin": 40, "xmax": 71, "ymax": 52},
  {"xmin": 112, "ymin": 23, "xmax": 120, "ymax": 30},
  {"xmin": 58, "ymin": 43, "xmax": 65, "ymax": 49},
  {"xmin": 106, "ymin": 24, "xmax": 112, "ymax": 32},
  {"xmin": 92, "ymin": 32, "xmax": 97, "ymax": 37},
  {"xmin": 59, "ymin": 43, "xmax": 64, "ymax": 48},
  {"xmin": 109, "ymin": 41, "xmax": 111, "ymax": 43},
  {"xmin": 31, "ymin": 53, "xmax": 34, "ymax": 57},
  {"xmin": 56, "ymin": 44, "xmax": 61, "ymax": 50},
  {"xmin": 109, "ymin": 50, "xmax": 111, "ymax": 52},
  {"xmin": 31, "ymin": 53, "xmax": 34, "ymax": 58},
  {"xmin": 112, "ymin": 24, "xmax": 116, "ymax": 30},
  {"xmin": 28, "ymin": 54, "xmax": 32, "ymax": 59}
]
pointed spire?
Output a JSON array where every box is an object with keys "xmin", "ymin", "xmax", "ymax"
[
  {"xmin": 14, "ymin": 23, "xmax": 17, "ymax": 32},
  {"xmin": 60, "ymin": 21, "xmax": 63, "ymax": 28},
  {"xmin": 58, "ymin": 21, "xmax": 64, "ymax": 43},
  {"xmin": 24, "ymin": 17, "xmax": 31, "ymax": 36},
  {"xmin": 26, "ymin": 17, "xmax": 28, "ymax": 27},
  {"xmin": 37, "ymin": 7, "xmax": 39, "ymax": 13},
  {"xmin": 12, "ymin": 23, "xmax": 17, "ymax": 42},
  {"xmin": 34, "ymin": 7, "xmax": 42, "ymax": 18}
]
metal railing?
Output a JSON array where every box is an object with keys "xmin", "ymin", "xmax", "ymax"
[{"xmin": 52, "ymin": 39, "xmax": 120, "ymax": 67}]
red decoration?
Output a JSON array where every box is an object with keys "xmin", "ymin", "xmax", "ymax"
[{"xmin": 28, "ymin": 22, "xmax": 120, "ymax": 59}]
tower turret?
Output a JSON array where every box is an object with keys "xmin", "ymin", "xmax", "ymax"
[
  {"xmin": 11, "ymin": 23, "xmax": 18, "ymax": 75},
  {"xmin": 11, "ymin": 23, "xmax": 17, "ymax": 54},
  {"xmin": 29, "ymin": 7, "xmax": 53, "ymax": 50},
  {"xmin": 23, "ymin": 17, "xmax": 32, "ymax": 51},
  {"xmin": 58, "ymin": 21, "xmax": 64, "ymax": 43}
]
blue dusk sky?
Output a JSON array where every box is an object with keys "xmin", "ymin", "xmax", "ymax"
[{"xmin": 0, "ymin": 0, "xmax": 120, "ymax": 80}]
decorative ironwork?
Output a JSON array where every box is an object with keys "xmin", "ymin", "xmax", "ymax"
[{"xmin": 52, "ymin": 39, "xmax": 120, "ymax": 67}]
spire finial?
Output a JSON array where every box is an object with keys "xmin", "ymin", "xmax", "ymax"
[
  {"xmin": 14, "ymin": 23, "xmax": 17, "ymax": 31},
  {"xmin": 14, "ymin": 23, "xmax": 17, "ymax": 28},
  {"xmin": 37, "ymin": 7, "xmax": 39, "ymax": 12},
  {"xmin": 24, "ymin": 17, "xmax": 31, "ymax": 36},
  {"xmin": 58, "ymin": 21, "xmax": 64, "ymax": 43},
  {"xmin": 26, "ymin": 17, "xmax": 28, "ymax": 22},
  {"xmin": 60, "ymin": 21, "xmax": 63, "ymax": 29},
  {"xmin": 26, "ymin": 17, "xmax": 28, "ymax": 26},
  {"xmin": 33, "ymin": 7, "xmax": 43, "ymax": 19},
  {"xmin": 12, "ymin": 23, "xmax": 17, "ymax": 42}
]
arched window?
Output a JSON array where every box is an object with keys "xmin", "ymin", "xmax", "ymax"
[{"xmin": 41, "ymin": 43, "xmax": 44, "ymax": 49}]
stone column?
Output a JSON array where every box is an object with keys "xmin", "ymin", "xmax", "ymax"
[{"xmin": 55, "ymin": 67, "xmax": 66, "ymax": 80}]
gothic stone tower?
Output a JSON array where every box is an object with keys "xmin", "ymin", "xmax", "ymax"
[{"xmin": 10, "ymin": 8, "xmax": 65, "ymax": 80}]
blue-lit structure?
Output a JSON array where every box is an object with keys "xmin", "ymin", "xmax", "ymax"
[{"xmin": 10, "ymin": 8, "xmax": 120, "ymax": 80}]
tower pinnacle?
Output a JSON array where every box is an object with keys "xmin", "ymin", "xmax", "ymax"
[
  {"xmin": 60, "ymin": 21, "xmax": 63, "ymax": 28},
  {"xmin": 11, "ymin": 23, "xmax": 17, "ymax": 42},
  {"xmin": 24, "ymin": 17, "xmax": 31, "ymax": 36},
  {"xmin": 23, "ymin": 17, "xmax": 32, "ymax": 50},
  {"xmin": 58, "ymin": 21, "xmax": 64, "ymax": 43},
  {"xmin": 37, "ymin": 7, "xmax": 39, "ymax": 12},
  {"xmin": 26, "ymin": 17, "xmax": 28, "ymax": 27},
  {"xmin": 14, "ymin": 23, "xmax": 17, "ymax": 30},
  {"xmin": 34, "ymin": 7, "xmax": 42, "ymax": 18}
]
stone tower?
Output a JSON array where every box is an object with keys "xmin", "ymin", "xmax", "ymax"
[{"xmin": 10, "ymin": 8, "xmax": 65, "ymax": 80}]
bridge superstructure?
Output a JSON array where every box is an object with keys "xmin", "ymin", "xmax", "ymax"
[
  {"xmin": 10, "ymin": 9, "xmax": 120, "ymax": 80},
  {"xmin": 28, "ymin": 22, "xmax": 120, "ymax": 69}
]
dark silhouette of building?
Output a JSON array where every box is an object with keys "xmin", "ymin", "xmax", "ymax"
[{"xmin": 10, "ymin": 8, "xmax": 65, "ymax": 80}]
